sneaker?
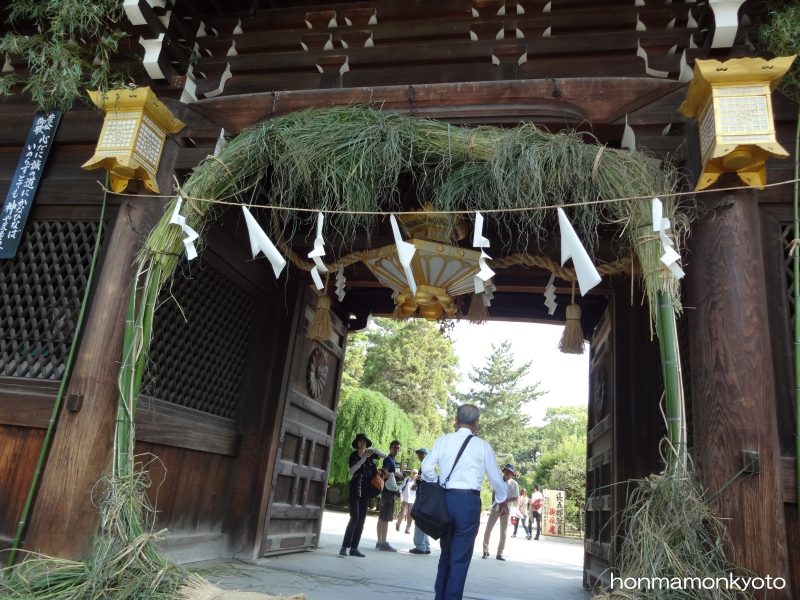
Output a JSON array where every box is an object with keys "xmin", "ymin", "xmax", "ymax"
[
  {"xmin": 339, "ymin": 548, "xmax": 348, "ymax": 557},
  {"xmin": 424, "ymin": 550, "xmax": 431, "ymax": 554},
  {"xmin": 350, "ymin": 548, "xmax": 366, "ymax": 557},
  {"xmin": 534, "ymin": 536, "xmax": 540, "ymax": 540},
  {"xmin": 482, "ymin": 552, "xmax": 489, "ymax": 559},
  {"xmin": 375, "ymin": 542, "xmax": 382, "ymax": 549},
  {"xmin": 510, "ymin": 534, "xmax": 516, "ymax": 538},
  {"xmin": 526, "ymin": 535, "xmax": 531, "ymax": 540},
  {"xmin": 395, "ymin": 523, "xmax": 400, "ymax": 532},
  {"xmin": 409, "ymin": 548, "xmax": 426, "ymax": 554},
  {"xmin": 379, "ymin": 543, "xmax": 398, "ymax": 552},
  {"xmin": 404, "ymin": 530, "xmax": 411, "ymax": 534},
  {"xmin": 496, "ymin": 555, "xmax": 506, "ymax": 561}
]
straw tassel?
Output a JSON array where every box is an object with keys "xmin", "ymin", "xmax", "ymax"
[
  {"xmin": 467, "ymin": 292, "xmax": 488, "ymax": 324},
  {"xmin": 559, "ymin": 281, "xmax": 585, "ymax": 355},
  {"xmin": 307, "ymin": 294, "xmax": 332, "ymax": 340}
]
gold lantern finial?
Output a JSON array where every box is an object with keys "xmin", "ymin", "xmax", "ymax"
[
  {"xmin": 82, "ymin": 87, "xmax": 185, "ymax": 193},
  {"xmin": 679, "ymin": 56, "xmax": 796, "ymax": 190}
]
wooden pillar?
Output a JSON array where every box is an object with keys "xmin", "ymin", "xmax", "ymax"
[
  {"xmin": 686, "ymin": 183, "xmax": 791, "ymax": 598},
  {"xmin": 24, "ymin": 122, "xmax": 181, "ymax": 559}
]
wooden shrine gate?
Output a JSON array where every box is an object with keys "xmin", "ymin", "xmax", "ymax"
[
  {"xmin": 258, "ymin": 286, "xmax": 348, "ymax": 556},
  {"xmin": 584, "ymin": 306, "xmax": 614, "ymax": 587}
]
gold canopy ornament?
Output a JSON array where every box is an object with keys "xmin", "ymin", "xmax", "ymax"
[
  {"xmin": 361, "ymin": 205, "xmax": 482, "ymax": 321},
  {"xmin": 82, "ymin": 87, "xmax": 185, "ymax": 193},
  {"xmin": 679, "ymin": 56, "xmax": 796, "ymax": 190}
]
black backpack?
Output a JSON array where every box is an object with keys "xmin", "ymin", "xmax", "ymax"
[{"xmin": 411, "ymin": 435, "xmax": 472, "ymax": 540}]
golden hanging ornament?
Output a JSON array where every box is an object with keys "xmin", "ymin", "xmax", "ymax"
[{"xmin": 558, "ymin": 281, "xmax": 585, "ymax": 355}]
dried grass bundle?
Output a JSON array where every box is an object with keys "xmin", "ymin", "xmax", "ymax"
[
  {"xmin": 592, "ymin": 443, "xmax": 752, "ymax": 600},
  {"xmin": 177, "ymin": 573, "xmax": 307, "ymax": 600},
  {"xmin": 559, "ymin": 302, "xmax": 585, "ymax": 355},
  {"xmin": 306, "ymin": 295, "xmax": 332, "ymax": 341},
  {"xmin": 467, "ymin": 292, "xmax": 489, "ymax": 324}
]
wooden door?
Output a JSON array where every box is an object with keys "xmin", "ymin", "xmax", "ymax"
[
  {"xmin": 259, "ymin": 286, "xmax": 348, "ymax": 556},
  {"xmin": 583, "ymin": 305, "xmax": 614, "ymax": 588}
]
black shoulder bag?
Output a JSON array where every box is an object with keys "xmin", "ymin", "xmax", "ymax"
[{"xmin": 411, "ymin": 435, "xmax": 473, "ymax": 540}]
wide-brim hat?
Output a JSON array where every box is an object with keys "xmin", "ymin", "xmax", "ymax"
[
  {"xmin": 502, "ymin": 463, "xmax": 516, "ymax": 475},
  {"xmin": 352, "ymin": 433, "xmax": 373, "ymax": 449}
]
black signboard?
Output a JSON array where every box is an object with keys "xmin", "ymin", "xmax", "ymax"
[{"xmin": 0, "ymin": 110, "xmax": 62, "ymax": 259}]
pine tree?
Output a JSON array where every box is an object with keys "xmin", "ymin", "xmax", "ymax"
[{"xmin": 457, "ymin": 341, "xmax": 545, "ymax": 455}]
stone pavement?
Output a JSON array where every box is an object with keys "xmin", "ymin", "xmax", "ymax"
[{"xmin": 188, "ymin": 510, "xmax": 591, "ymax": 600}]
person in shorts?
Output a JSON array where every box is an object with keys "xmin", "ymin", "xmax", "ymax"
[{"xmin": 376, "ymin": 440, "xmax": 402, "ymax": 551}]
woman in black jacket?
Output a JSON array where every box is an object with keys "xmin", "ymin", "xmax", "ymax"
[{"xmin": 340, "ymin": 433, "xmax": 386, "ymax": 557}]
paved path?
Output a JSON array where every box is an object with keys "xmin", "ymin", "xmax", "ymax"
[{"xmin": 188, "ymin": 510, "xmax": 591, "ymax": 600}]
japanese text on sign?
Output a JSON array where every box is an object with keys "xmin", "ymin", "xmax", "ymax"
[
  {"xmin": 542, "ymin": 489, "xmax": 566, "ymax": 537},
  {"xmin": 0, "ymin": 111, "xmax": 61, "ymax": 259}
]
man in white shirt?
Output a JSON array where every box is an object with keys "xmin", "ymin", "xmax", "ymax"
[
  {"xmin": 529, "ymin": 484, "xmax": 544, "ymax": 541},
  {"xmin": 421, "ymin": 404, "xmax": 508, "ymax": 600},
  {"xmin": 481, "ymin": 464, "xmax": 519, "ymax": 561}
]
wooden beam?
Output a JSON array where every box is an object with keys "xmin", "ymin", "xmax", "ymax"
[
  {"xmin": 22, "ymin": 135, "xmax": 183, "ymax": 560},
  {"xmin": 195, "ymin": 78, "xmax": 682, "ymax": 133},
  {"xmin": 686, "ymin": 182, "xmax": 791, "ymax": 595}
]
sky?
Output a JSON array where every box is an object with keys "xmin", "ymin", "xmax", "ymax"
[{"xmin": 448, "ymin": 321, "xmax": 589, "ymax": 427}]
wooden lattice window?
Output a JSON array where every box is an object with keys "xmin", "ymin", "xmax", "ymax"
[
  {"xmin": 1, "ymin": 220, "xmax": 100, "ymax": 379},
  {"xmin": 146, "ymin": 262, "xmax": 256, "ymax": 420}
]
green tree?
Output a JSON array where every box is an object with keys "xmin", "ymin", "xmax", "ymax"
[
  {"xmin": 457, "ymin": 341, "xmax": 546, "ymax": 455},
  {"xmin": 361, "ymin": 318, "xmax": 459, "ymax": 439},
  {"xmin": 340, "ymin": 332, "xmax": 368, "ymax": 401},
  {"xmin": 329, "ymin": 389, "xmax": 415, "ymax": 485},
  {"xmin": 516, "ymin": 406, "xmax": 588, "ymax": 532}
]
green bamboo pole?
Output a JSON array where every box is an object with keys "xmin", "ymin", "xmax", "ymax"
[
  {"xmin": 114, "ymin": 281, "xmax": 137, "ymax": 479},
  {"xmin": 656, "ymin": 291, "xmax": 682, "ymax": 457},
  {"xmin": 792, "ymin": 102, "xmax": 800, "ymax": 548},
  {"xmin": 6, "ymin": 183, "xmax": 108, "ymax": 568},
  {"xmin": 114, "ymin": 261, "xmax": 161, "ymax": 480}
]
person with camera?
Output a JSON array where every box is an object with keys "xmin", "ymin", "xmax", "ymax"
[
  {"xmin": 376, "ymin": 439, "xmax": 403, "ymax": 551},
  {"xmin": 340, "ymin": 433, "xmax": 387, "ymax": 557}
]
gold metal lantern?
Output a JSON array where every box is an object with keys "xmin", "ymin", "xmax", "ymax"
[
  {"xmin": 82, "ymin": 87, "xmax": 185, "ymax": 193},
  {"xmin": 361, "ymin": 206, "xmax": 484, "ymax": 320},
  {"xmin": 679, "ymin": 56, "xmax": 796, "ymax": 190}
]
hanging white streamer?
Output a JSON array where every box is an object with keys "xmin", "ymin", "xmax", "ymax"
[
  {"xmin": 557, "ymin": 208, "xmax": 602, "ymax": 296},
  {"xmin": 544, "ymin": 273, "xmax": 558, "ymax": 315},
  {"xmin": 241, "ymin": 206, "xmax": 286, "ymax": 278},
  {"xmin": 652, "ymin": 198, "xmax": 685, "ymax": 279},
  {"xmin": 169, "ymin": 198, "xmax": 199, "ymax": 260},
  {"xmin": 307, "ymin": 212, "xmax": 328, "ymax": 290},
  {"xmin": 390, "ymin": 215, "xmax": 417, "ymax": 296},
  {"xmin": 335, "ymin": 264, "xmax": 346, "ymax": 301},
  {"xmin": 482, "ymin": 281, "xmax": 495, "ymax": 307},
  {"xmin": 472, "ymin": 212, "xmax": 495, "ymax": 294}
]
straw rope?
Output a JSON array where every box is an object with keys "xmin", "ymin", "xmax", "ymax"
[
  {"xmin": 99, "ymin": 176, "xmax": 800, "ymax": 215},
  {"xmin": 271, "ymin": 211, "xmax": 636, "ymax": 282}
]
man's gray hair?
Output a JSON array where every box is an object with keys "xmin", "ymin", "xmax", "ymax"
[{"xmin": 456, "ymin": 404, "xmax": 480, "ymax": 426}]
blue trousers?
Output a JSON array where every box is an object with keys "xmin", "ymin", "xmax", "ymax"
[
  {"xmin": 434, "ymin": 492, "xmax": 481, "ymax": 600},
  {"xmin": 413, "ymin": 524, "xmax": 430, "ymax": 552}
]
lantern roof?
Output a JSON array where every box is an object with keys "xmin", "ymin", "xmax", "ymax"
[
  {"xmin": 679, "ymin": 56, "xmax": 797, "ymax": 118},
  {"xmin": 87, "ymin": 87, "xmax": 185, "ymax": 134}
]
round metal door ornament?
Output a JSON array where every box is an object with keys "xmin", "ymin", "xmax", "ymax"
[{"xmin": 307, "ymin": 347, "xmax": 329, "ymax": 399}]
